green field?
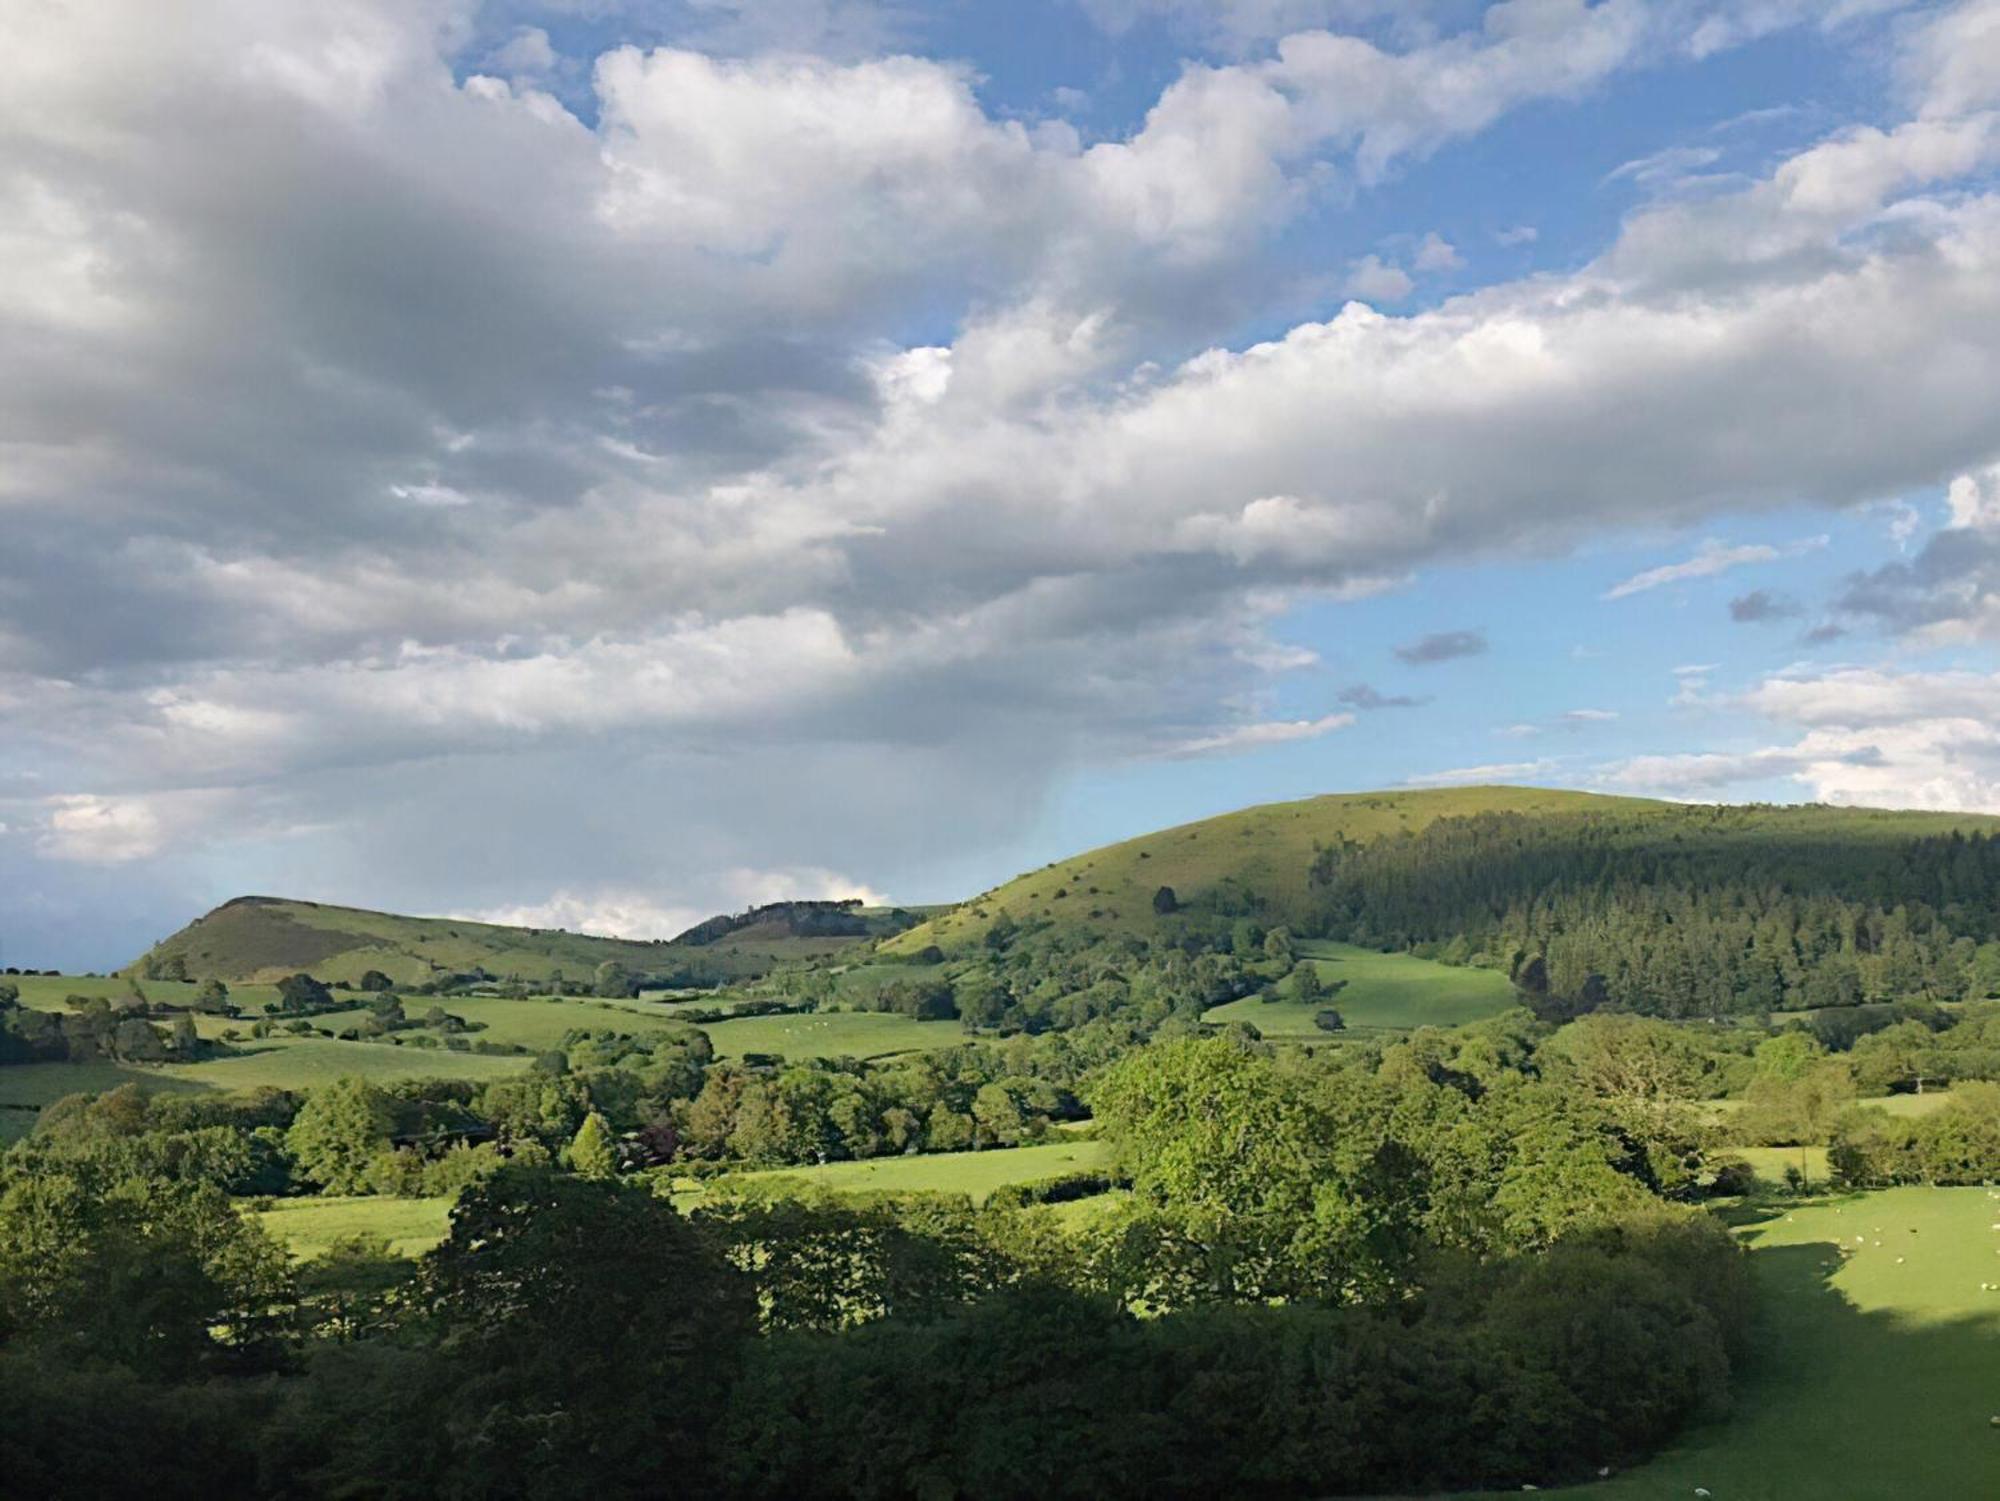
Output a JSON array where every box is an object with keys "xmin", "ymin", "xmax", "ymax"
[
  {"xmin": 1733, "ymin": 1144, "xmax": 1833, "ymax": 1187},
  {"xmin": 254, "ymin": 1195, "xmax": 455, "ymax": 1259},
  {"xmin": 700, "ymin": 1009, "xmax": 965, "ymax": 1061},
  {"xmin": 0, "ymin": 1061, "xmax": 209, "ymax": 1141},
  {"xmin": 1870, "ymin": 1091, "xmax": 1957, "ymax": 1118},
  {"xmin": 0, "ymin": 1035, "xmax": 532, "ymax": 1138},
  {"xmin": 1203, "ymin": 941, "xmax": 1517, "ymax": 1036},
  {"xmin": 1453, "ymin": 1187, "xmax": 2000, "ymax": 1499},
  {"xmin": 314, "ymin": 995, "xmax": 691, "ymax": 1051},
  {"xmin": 164, "ymin": 1037, "xmax": 530, "ymax": 1091},
  {"xmin": 691, "ymin": 1137, "xmax": 1114, "ymax": 1205},
  {"xmin": 8, "ymin": 973, "xmax": 283, "ymax": 1013},
  {"xmin": 1709, "ymin": 1091, "xmax": 1958, "ymax": 1128}
]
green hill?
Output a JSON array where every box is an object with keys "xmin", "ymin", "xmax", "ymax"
[
  {"xmin": 883, "ymin": 785, "xmax": 1652, "ymax": 955},
  {"xmin": 132, "ymin": 788, "xmax": 2000, "ymax": 993},
  {"xmin": 888, "ymin": 785, "xmax": 2000, "ymax": 1022},
  {"xmin": 130, "ymin": 895, "xmax": 912, "ymax": 987}
]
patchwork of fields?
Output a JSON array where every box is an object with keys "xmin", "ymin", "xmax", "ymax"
[{"xmin": 1, "ymin": 989, "xmax": 658, "ymax": 1127}]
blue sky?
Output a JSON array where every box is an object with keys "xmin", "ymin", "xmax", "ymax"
[{"xmin": 6, "ymin": 0, "xmax": 2000, "ymax": 968}]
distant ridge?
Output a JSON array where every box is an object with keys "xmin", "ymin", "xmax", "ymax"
[{"xmin": 129, "ymin": 893, "xmax": 909, "ymax": 986}]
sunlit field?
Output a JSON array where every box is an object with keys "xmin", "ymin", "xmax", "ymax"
[
  {"xmin": 1452, "ymin": 1187, "xmax": 2000, "ymax": 1500},
  {"xmin": 1204, "ymin": 940, "xmax": 1517, "ymax": 1037}
]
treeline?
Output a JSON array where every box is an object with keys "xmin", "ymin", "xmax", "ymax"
[
  {"xmin": 678, "ymin": 899, "xmax": 875, "ymax": 946},
  {"xmin": 679, "ymin": 1022, "xmax": 1146, "ymax": 1166},
  {"xmin": 1306, "ymin": 809, "xmax": 2000, "ymax": 1018},
  {"xmin": 7, "ymin": 1020, "xmax": 1159, "ymax": 1200},
  {"xmin": 727, "ymin": 1210, "xmax": 1740, "ymax": 1500},
  {"xmin": 1708, "ymin": 1000, "xmax": 2000, "ymax": 1149},
  {"xmin": 677, "ymin": 1051, "xmax": 1081, "ymax": 1162},
  {"xmin": 0, "ymin": 1020, "xmax": 1762, "ymax": 1498},
  {"xmin": 1829, "ymin": 1083, "xmax": 2000, "ymax": 1187},
  {"xmin": 2, "ymin": 1027, "xmax": 714, "ymax": 1203},
  {"xmin": 0, "ymin": 981, "xmax": 212, "ymax": 1065},
  {"xmin": 953, "ymin": 938, "xmax": 1264, "ymax": 1034}
]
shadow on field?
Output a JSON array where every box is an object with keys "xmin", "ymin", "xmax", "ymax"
[
  {"xmin": 1433, "ymin": 1200, "xmax": 2000, "ymax": 1500},
  {"xmin": 1580, "ymin": 1228, "xmax": 1999, "ymax": 1496}
]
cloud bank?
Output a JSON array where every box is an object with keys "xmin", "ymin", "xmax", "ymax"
[{"xmin": 6, "ymin": 0, "xmax": 2000, "ymax": 959}]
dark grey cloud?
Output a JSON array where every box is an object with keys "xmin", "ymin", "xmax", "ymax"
[
  {"xmin": 1834, "ymin": 526, "xmax": 2000, "ymax": 638},
  {"xmin": 1728, "ymin": 588, "xmax": 1802, "ymax": 622},
  {"xmin": 1337, "ymin": 683, "xmax": 1429, "ymax": 709},
  {"xmin": 1393, "ymin": 630, "xmax": 1488, "ymax": 665}
]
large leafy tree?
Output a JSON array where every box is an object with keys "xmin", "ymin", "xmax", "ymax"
[
  {"xmin": 413, "ymin": 1168, "xmax": 752, "ymax": 1496},
  {"xmin": 277, "ymin": 972, "xmax": 333, "ymax": 1012},
  {"xmin": 1088, "ymin": 1037, "xmax": 1420, "ymax": 1305},
  {"xmin": 562, "ymin": 1111, "xmax": 617, "ymax": 1179},
  {"xmin": 286, "ymin": 1077, "xmax": 394, "ymax": 1193},
  {"xmin": 0, "ymin": 1171, "xmax": 291, "ymax": 1377}
]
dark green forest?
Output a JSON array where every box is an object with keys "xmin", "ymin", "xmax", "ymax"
[{"xmin": 1306, "ymin": 808, "xmax": 2000, "ymax": 1018}]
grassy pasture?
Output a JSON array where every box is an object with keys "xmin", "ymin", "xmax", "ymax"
[
  {"xmin": 1454, "ymin": 1186, "xmax": 2000, "ymax": 1499},
  {"xmin": 699, "ymin": 1009, "xmax": 964, "ymax": 1061},
  {"xmin": 315, "ymin": 995, "xmax": 691, "ymax": 1051},
  {"xmin": 1870, "ymin": 1090, "xmax": 1957, "ymax": 1118},
  {"xmin": 1707, "ymin": 1091, "xmax": 1958, "ymax": 1130},
  {"xmin": 7, "ymin": 973, "xmax": 282, "ymax": 1012},
  {"xmin": 1732, "ymin": 1144, "xmax": 1833, "ymax": 1187},
  {"xmin": 158, "ymin": 1037, "xmax": 530, "ymax": 1092},
  {"xmin": 690, "ymin": 1137, "xmax": 1115, "ymax": 1206},
  {"xmin": 1204, "ymin": 941, "xmax": 1517, "ymax": 1037},
  {"xmin": 0, "ymin": 1062, "xmax": 210, "ymax": 1142},
  {"xmin": 254, "ymin": 1195, "xmax": 455, "ymax": 1260},
  {"xmin": 0, "ymin": 1036, "xmax": 532, "ymax": 1138}
]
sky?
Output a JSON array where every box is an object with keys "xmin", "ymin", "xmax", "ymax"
[{"xmin": 7, "ymin": 0, "xmax": 2000, "ymax": 968}]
